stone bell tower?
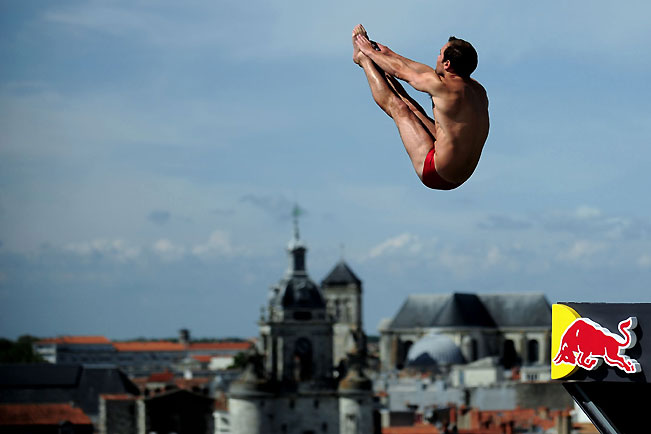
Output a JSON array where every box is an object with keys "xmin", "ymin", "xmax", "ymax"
[
  {"xmin": 260, "ymin": 208, "xmax": 335, "ymax": 383},
  {"xmin": 228, "ymin": 206, "xmax": 374, "ymax": 434}
]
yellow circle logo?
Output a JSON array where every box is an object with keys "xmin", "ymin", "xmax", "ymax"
[{"xmin": 551, "ymin": 304, "xmax": 581, "ymax": 379}]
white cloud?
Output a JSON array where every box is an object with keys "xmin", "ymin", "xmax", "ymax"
[
  {"xmin": 65, "ymin": 239, "xmax": 140, "ymax": 262},
  {"xmin": 485, "ymin": 246, "xmax": 503, "ymax": 267},
  {"xmin": 574, "ymin": 206, "xmax": 601, "ymax": 219},
  {"xmin": 366, "ymin": 233, "xmax": 420, "ymax": 259},
  {"xmin": 152, "ymin": 239, "xmax": 185, "ymax": 261},
  {"xmin": 557, "ymin": 240, "xmax": 605, "ymax": 262},
  {"xmin": 538, "ymin": 206, "xmax": 650, "ymax": 241},
  {"xmin": 192, "ymin": 230, "xmax": 235, "ymax": 257},
  {"xmin": 437, "ymin": 249, "xmax": 475, "ymax": 278},
  {"xmin": 637, "ymin": 255, "xmax": 651, "ymax": 269}
]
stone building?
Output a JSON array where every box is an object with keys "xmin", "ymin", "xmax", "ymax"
[
  {"xmin": 33, "ymin": 334, "xmax": 251, "ymax": 377},
  {"xmin": 99, "ymin": 389, "xmax": 214, "ymax": 434},
  {"xmin": 228, "ymin": 221, "xmax": 375, "ymax": 434},
  {"xmin": 379, "ymin": 292, "xmax": 551, "ymax": 371},
  {"xmin": 321, "ymin": 260, "xmax": 364, "ymax": 368}
]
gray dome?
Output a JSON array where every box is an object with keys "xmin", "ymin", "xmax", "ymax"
[
  {"xmin": 280, "ymin": 276, "xmax": 324, "ymax": 309},
  {"xmin": 406, "ymin": 333, "xmax": 465, "ymax": 367}
]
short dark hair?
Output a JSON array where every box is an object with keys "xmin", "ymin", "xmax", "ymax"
[{"xmin": 443, "ymin": 36, "xmax": 477, "ymax": 78}]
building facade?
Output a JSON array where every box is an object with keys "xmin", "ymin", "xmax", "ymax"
[
  {"xmin": 321, "ymin": 261, "xmax": 364, "ymax": 368},
  {"xmin": 228, "ymin": 223, "xmax": 374, "ymax": 434},
  {"xmin": 33, "ymin": 335, "xmax": 251, "ymax": 377},
  {"xmin": 379, "ymin": 292, "xmax": 552, "ymax": 372}
]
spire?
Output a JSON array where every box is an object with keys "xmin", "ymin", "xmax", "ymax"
[
  {"xmin": 287, "ymin": 204, "xmax": 305, "ymax": 252},
  {"xmin": 292, "ymin": 204, "xmax": 302, "ymax": 242},
  {"xmin": 287, "ymin": 204, "xmax": 307, "ymax": 273},
  {"xmin": 275, "ymin": 204, "xmax": 325, "ymax": 310}
]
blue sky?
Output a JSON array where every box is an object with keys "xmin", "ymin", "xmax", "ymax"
[{"xmin": 2, "ymin": 0, "xmax": 651, "ymax": 340}]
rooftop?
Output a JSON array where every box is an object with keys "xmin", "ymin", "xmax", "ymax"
[
  {"xmin": 0, "ymin": 403, "xmax": 92, "ymax": 426},
  {"xmin": 37, "ymin": 336, "xmax": 111, "ymax": 345},
  {"xmin": 112, "ymin": 341, "xmax": 184, "ymax": 352},
  {"xmin": 321, "ymin": 260, "xmax": 361, "ymax": 286},
  {"xmin": 188, "ymin": 342, "xmax": 252, "ymax": 351},
  {"xmin": 388, "ymin": 293, "xmax": 550, "ymax": 330}
]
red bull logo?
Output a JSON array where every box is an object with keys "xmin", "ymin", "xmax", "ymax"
[{"xmin": 551, "ymin": 304, "xmax": 642, "ymax": 379}]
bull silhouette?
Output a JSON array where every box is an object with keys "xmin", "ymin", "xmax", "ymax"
[{"xmin": 553, "ymin": 316, "xmax": 641, "ymax": 374}]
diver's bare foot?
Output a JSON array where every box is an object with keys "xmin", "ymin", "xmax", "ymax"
[{"xmin": 352, "ymin": 24, "xmax": 370, "ymax": 65}]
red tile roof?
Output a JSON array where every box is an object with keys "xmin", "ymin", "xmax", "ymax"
[
  {"xmin": 383, "ymin": 425, "xmax": 440, "ymax": 434},
  {"xmin": 0, "ymin": 403, "xmax": 92, "ymax": 426},
  {"xmin": 147, "ymin": 371, "xmax": 175, "ymax": 382},
  {"xmin": 188, "ymin": 342, "xmax": 252, "ymax": 351},
  {"xmin": 175, "ymin": 378, "xmax": 211, "ymax": 389},
  {"xmin": 36, "ymin": 336, "xmax": 253, "ymax": 353},
  {"xmin": 101, "ymin": 394, "xmax": 137, "ymax": 401},
  {"xmin": 192, "ymin": 355, "xmax": 214, "ymax": 363},
  {"xmin": 38, "ymin": 336, "xmax": 111, "ymax": 345},
  {"xmin": 113, "ymin": 341, "xmax": 184, "ymax": 352}
]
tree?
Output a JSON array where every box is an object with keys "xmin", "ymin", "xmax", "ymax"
[{"xmin": 0, "ymin": 335, "xmax": 45, "ymax": 363}]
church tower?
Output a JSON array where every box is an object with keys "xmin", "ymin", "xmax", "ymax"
[
  {"xmin": 228, "ymin": 208, "xmax": 375, "ymax": 433},
  {"xmin": 321, "ymin": 260, "xmax": 363, "ymax": 367},
  {"xmin": 260, "ymin": 214, "xmax": 335, "ymax": 384}
]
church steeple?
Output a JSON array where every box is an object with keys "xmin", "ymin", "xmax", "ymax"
[
  {"xmin": 287, "ymin": 205, "xmax": 306, "ymax": 274},
  {"xmin": 268, "ymin": 204, "xmax": 326, "ymax": 313},
  {"xmin": 260, "ymin": 205, "xmax": 333, "ymax": 385}
]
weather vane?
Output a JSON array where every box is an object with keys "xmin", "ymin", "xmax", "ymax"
[{"xmin": 292, "ymin": 204, "xmax": 304, "ymax": 241}]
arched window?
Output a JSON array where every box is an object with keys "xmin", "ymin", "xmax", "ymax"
[
  {"xmin": 294, "ymin": 338, "xmax": 313, "ymax": 381},
  {"xmin": 528, "ymin": 339, "xmax": 540, "ymax": 364},
  {"xmin": 502, "ymin": 339, "xmax": 519, "ymax": 368},
  {"xmin": 397, "ymin": 340, "xmax": 413, "ymax": 370},
  {"xmin": 462, "ymin": 335, "xmax": 477, "ymax": 362}
]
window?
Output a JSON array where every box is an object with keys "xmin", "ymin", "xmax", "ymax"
[
  {"xmin": 293, "ymin": 311, "xmax": 312, "ymax": 320},
  {"xmin": 528, "ymin": 339, "xmax": 540, "ymax": 364},
  {"xmin": 294, "ymin": 338, "xmax": 313, "ymax": 381},
  {"xmin": 502, "ymin": 339, "xmax": 519, "ymax": 368}
]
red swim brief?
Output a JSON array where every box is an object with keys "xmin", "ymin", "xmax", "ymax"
[{"xmin": 421, "ymin": 147, "xmax": 461, "ymax": 190}]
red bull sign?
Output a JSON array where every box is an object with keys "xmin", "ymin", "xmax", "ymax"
[
  {"xmin": 552, "ymin": 304, "xmax": 644, "ymax": 380},
  {"xmin": 551, "ymin": 303, "xmax": 651, "ymax": 434}
]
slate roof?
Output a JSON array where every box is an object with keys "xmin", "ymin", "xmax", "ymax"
[
  {"xmin": 390, "ymin": 293, "xmax": 496, "ymax": 329},
  {"xmin": 388, "ymin": 293, "xmax": 550, "ymax": 330},
  {"xmin": 0, "ymin": 364, "xmax": 82, "ymax": 387},
  {"xmin": 0, "ymin": 364, "xmax": 139, "ymax": 417},
  {"xmin": 478, "ymin": 293, "xmax": 551, "ymax": 327},
  {"xmin": 279, "ymin": 275, "xmax": 325, "ymax": 309},
  {"xmin": 321, "ymin": 260, "xmax": 361, "ymax": 286}
]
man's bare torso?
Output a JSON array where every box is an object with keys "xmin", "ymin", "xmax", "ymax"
[{"xmin": 430, "ymin": 78, "xmax": 489, "ymax": 184}]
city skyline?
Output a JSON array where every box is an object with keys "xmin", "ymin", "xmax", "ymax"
[{"xmin": 2, "ymin": 0, "xmax": 651, "ymax": 340}]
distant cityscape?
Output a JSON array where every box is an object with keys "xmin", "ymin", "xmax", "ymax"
[{"xmin": 0, "ymin": 223, "xmax": 595, "ymax": 434}]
